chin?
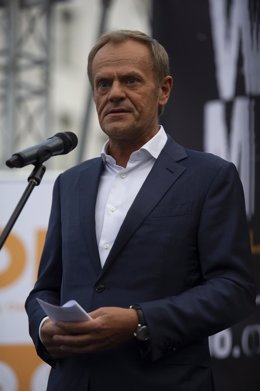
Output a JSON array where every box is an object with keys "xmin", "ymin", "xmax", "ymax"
[{"xmin": 103, "ymin": 126, "xmax": 132, "ymax": 138}]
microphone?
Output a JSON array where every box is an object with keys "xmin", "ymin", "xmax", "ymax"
[{"xmin": 6, "ymin": 132, "xmax": 78, "ymax": 168}]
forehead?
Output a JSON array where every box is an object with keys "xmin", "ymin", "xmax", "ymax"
[{"xmin": 92, "ymin": 40, "xmax": 154, "ymax": 77}]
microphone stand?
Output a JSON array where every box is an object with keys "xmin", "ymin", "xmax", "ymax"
[{"xmin": 0, "ymin": 163, "xmax": 46, "ymax": 250}]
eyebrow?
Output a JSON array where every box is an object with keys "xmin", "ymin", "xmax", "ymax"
[{"xmin": 94, "ymin": 70, "xmax": 144, "ymax": 81}]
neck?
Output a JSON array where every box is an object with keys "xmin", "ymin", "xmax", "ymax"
[
  {"xmin": 106, "ymin": 126, "xmax": 160, "ymax": 167},
  {"xmin": 107, "ymin": 142, "xmax": 138, "ymax": 167}
]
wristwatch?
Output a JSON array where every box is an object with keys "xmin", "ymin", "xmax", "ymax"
[{"xmin": 130, "ymin": 304, "xmax": 150, "ymax": 341}]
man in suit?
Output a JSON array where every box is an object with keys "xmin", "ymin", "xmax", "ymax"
[{"xmin": 25, "ymin": 30, "xmax": 255, "ymax": 390}]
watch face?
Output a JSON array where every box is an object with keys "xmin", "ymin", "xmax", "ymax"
[{"xmin": 136, "ymin": 325, "xmax": 149, "ymax": 341}]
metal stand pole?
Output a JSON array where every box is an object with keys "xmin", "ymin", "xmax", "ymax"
[{"xmin": 0, "ymin": 164, "xmax": 46, "ymax": 250}]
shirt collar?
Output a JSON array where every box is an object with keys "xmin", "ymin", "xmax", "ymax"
[{"xmin": 101, "ymin": 126, "xmax": 167, "ymax": 165}]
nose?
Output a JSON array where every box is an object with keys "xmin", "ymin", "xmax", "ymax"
[{"xmin": 108, "ymin": 81, "xmax": 125, "ymax": 102}]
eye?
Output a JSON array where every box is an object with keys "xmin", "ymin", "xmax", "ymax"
[
  {"xmin": 96, "ymin": 79, "xmax": 111, "ymax": 89},
  {"xmin": 123, "ymin": 76, "xmax": 140, "ymax": 86}
]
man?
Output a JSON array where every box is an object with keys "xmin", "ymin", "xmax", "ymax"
[{"xmin": 25, "ymin": 30, "xmax": 255, "ymax": 391}]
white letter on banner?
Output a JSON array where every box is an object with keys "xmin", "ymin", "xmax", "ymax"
[
  {"xmin": 209, "ymin": 0, "xmax": 260, "ymax": 99},
  {"xmin": 204, "ymin": 97, "xmax": 255, "ymax": 217},
  {"xmin": 0, "ymin": 362, "xmax": 18, "ymax": 391}
]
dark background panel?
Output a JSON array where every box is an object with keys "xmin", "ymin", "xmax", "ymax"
[
  {"xmin": 152, "ymin": 0, "xmax": 217, "ymax": 150},
  {"xmin": 152, "ymin": 1, "xmax": 260, "ymax": 390}
]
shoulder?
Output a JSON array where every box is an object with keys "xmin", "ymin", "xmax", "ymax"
[
  {"xmin": 61, "ymin": 157, "xmax": 102, "ymax": 178},
  {"xmin": 186, "ymin": 148, "xmax": 232, "ymax": 169},
  {"xmin": 166, "ymin": 134, "xmax": 234, "ymax": 170},
  {"xmin": 165, "ymin": 134, "xmax": 239, "ymax": 183},
  {"xmin": 186, "ymin": 148, "xmax": 238, "ymax": 175},
  {"xmin": 54, "ymin": 157, "xmax": 103, "ymax": 188},
  {"xmin": 62, "ymin": 157, "xmax": 102, "ymax": 177},
  {"xmin": 183, "ymin": 149, "xmax": 242, "ymax": 198}
]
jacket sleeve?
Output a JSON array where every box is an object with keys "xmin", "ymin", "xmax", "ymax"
[{"xmin": 139, "ymin": 162, "xmax": 256, "ymax": 362}]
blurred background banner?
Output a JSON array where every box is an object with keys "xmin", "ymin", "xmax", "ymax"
[
  {"xmin": 0, "ymin": 0, "xmax": 259, "ymax": 390},
  {"xmin": 152, "ymin": 0, "xmax": 260, "ymax": 390},
  {"xmin": 0, "ymin": 175, "xmax": 54, "ymax": 391}
]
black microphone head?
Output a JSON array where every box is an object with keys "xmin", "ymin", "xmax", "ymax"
[
  {"xmin": 5, "ymin": 131, "xmax": 78, "ymax": 168},
  {"xmin": 6, "ymin": 155, "xmax": 23, "ymax": 168},
  {"xmin": 55, "ymin": 132, "xmax": 78, "ymax": 154}
]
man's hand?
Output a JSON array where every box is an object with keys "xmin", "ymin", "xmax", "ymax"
[
  {"xmin": 40, "ymin": 307, "xmax": 138, "ymax": 358},
  {"xmin": 40, "ymin": 318, "xmax": 70, "ymax": 359}
]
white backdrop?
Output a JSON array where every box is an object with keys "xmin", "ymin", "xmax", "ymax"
[{"xmin": 0, "ymin": 172, "xmax": 58, "ymax": 391}]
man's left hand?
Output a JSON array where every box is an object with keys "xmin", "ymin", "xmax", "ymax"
[{"xmin": 52, "ymin": 307, "xmax": 138, "ymax": 354}]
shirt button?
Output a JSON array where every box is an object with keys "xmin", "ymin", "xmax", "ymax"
[
  {"xmin": 120, "ymin": 173, "xmax": 126, "ymax": 179},
  {"xmin": 110, "ymin": 206, "xmax": 116, "ymax": 212},
  {"xmin": 95, "ymin": 283, "xmax": 105, "ymax": 293},
  {"xmin": 104, "ymin": 243, "xmax": 110, "ymax": 250}
]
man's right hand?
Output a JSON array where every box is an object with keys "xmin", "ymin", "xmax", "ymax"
[{"xmin": 40, "ymin": 318, "xmax": 70, "ymax": 359}]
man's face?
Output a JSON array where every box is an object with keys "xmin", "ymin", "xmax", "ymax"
[{"xmin": 91, "ymin": 39, "xmax": 172, "ymax": 144}]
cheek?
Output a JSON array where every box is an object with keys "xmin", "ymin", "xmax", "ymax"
[
  {"xmin": 139, "ymin": 98, "xmax": 157, "ymax": 117},
  {"xmin": 94, "ymin": 97, "xmax": 105, "ymax": 117},
  {"xmin": 130, "ymin": 94, "xmax": 148, "ymax": 113},
  {"xmin": 137, "ymin": 89, "xmax": 158, "ymax": 109}
]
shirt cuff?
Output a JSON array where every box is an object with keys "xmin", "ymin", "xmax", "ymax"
[{"xmin": 38, "ymin": 316, "xmax": 49, "ymax": 343}]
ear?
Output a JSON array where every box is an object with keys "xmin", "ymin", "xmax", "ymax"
[{"xmin": 158, "ymin": 76, "xmax": 173, "ymax": 107}]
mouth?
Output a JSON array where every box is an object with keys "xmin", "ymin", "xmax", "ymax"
[{"xmin": 106, "ymin": 108, "xmax": 130, "ymax": 116}]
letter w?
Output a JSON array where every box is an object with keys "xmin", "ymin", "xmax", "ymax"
[{"xmin": 209, "ymin": 0, "xmax": 260, "ymax": 100}]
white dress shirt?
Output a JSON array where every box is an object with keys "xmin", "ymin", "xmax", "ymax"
[{"xmin": 95, "ymin": 126, "xmax": 167, "ymax": 267}]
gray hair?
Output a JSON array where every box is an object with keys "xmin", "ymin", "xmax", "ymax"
[{"xmin": 87, "ymin": 29, "xmax": 171, "ymax": 86}]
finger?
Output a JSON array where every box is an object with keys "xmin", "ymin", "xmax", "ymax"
[
  {"xmin": 52, "ymin": 333, "xmax": 93, "ymax": 347},
  {"xmin": 55, "ymin": 320, "xmax": 95, "ymax": 334},
  {"xmin": 52, "ymin": 330, "xmax": 119, "ymax": 353},
  {"xmin": 58, "ymin": 338, "xmax": 111, "ymax": 354}
]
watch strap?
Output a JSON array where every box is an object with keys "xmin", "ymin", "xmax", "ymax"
[
  {"xmin": 130, "ymin": 304, "xmax": 150, "ymax": 341},
  {"xmin": 130, "ymin": 304, "xmax": 145, "ymax": 326}
]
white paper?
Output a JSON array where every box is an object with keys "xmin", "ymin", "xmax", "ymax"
[{"xmin": 37, "ymin": 298, "xmax": 92, "ymax": 322}]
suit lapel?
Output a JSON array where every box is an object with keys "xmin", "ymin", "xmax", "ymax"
[
  {"xmin": 99, "ymin": 137, "xmax": 188, "ymax": 276},
  {"xmin": 78, "ymin": 158, "xmax": 104, "ymax": 275}
]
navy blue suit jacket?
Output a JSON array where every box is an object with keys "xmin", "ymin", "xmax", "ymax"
[{"xmin": 25, "ymin": 135, "xmax": 255, "ymax": 391}]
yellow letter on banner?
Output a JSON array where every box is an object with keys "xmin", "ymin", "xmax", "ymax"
[{"xmin": 0, "ymin": 232, "xmax": 26, "ymax": 288}]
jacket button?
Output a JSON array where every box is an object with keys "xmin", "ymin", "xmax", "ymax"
[
  {"xmin": 166, "ymin": 343, "xmax": 177, "ymax": 352},
  {"xmin": 95, "ymin": 283, "xmax": 105, "ymax": 293}
]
